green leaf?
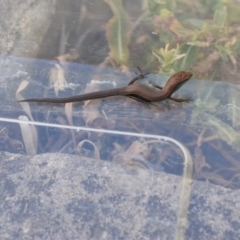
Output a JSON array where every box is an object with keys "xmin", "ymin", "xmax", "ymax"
[
  {"xmin": 206, "ymin": 114, "xmax": 237, "ymax": 144},
  {"xmin": 228, "ymin": 86, "xmax": 240, "ymax": 128},
  {"xmin": 232, "ymin": 136, "xmax": 240, "ymax": 150},
  {"xmin": 105, "ymin": 0, "xmax": 130, "ymax": 65},
  {"xmin": 154, "ymin": 0, "xmax": 166, "ymax": 4},
  {"xmin": 213, "ymin": 6, "xmax": 227, "ymax": 28},
  {"xmin": 160, "ymin": 8, "xmax": 172, "ymax": 18},
  {"xmin": 184, "ymin": 19, "xmax": 205, "ymax": 29},
  {"xmin": 152, "ymin": 44, "xmax": 185, "ymax": 71}
]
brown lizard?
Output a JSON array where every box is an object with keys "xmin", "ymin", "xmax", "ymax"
[{"xmin": 18, "ymin": 71, "xmax": 193, "ymax": 104}]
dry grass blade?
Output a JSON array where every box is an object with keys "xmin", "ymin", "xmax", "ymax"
[
  {"xmin": 49, "ymin": 64, "xmax": 67, "ymax": 96},
  {"xmin": 65, "ymin": 102, "xmax": 77, "ymax": 150},
  {"xmin": 18, "ymin": 115, "xmax": 38, "ymax": 155},
  {"xmin": 77, "ymin": 140, "xmax": 100, "ymax": 160},
  {"xmin": 0, "ymin": 127, "xmax": 23, "ymax": 150},
  {"xmin": 15, "ymin": 80, "xmax": 34, "ymax": 121},
  {"xmin": 82, "ymin": 83, "xmax": 102, "ymax": 125},
  {"xmin": 194, "ymin": 147, "xmax": 211, "ymax": 177},
  {"xmin": 126, "ymin": 140, "xmax": 150, "ymax": 155},
  {"xmin": 65, "ymin": 103, "xmax": 74, "ymax": 125},
  {"xmin": 113, "ymin": 140, "xmax": 151, "ymax": 168}
]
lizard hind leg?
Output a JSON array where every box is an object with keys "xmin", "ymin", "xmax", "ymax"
[{"xmin": 127, "ymin": 95, "xmax": 157, "ymax": 107}]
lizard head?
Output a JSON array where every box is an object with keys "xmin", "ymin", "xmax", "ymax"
[{"xmin": 173, "ymin": 71, "xmax": 193, "ymax": 83}]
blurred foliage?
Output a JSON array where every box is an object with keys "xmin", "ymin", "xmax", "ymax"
[
  {"xmin": 101, "ymin": 0, "xmax": 240, "ymax": 188},
  {"xmin": 104, "ymin": 0, "xmax": 240, "ymax": 79},
  {"xmin": 104, "ymin": 0, "xmax": 130, "ymax": 65},
  {"xmin": 146, "ymin": 0, "xmax": 240, "ymax": 77},
  {"xmin": 152, "ymin": 44, "xmax": 185, "ymax": 73}
]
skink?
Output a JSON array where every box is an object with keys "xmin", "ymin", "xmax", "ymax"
[{"xmin": 18, "ymin": 71, "xmax": 193, "ymax": 104}]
